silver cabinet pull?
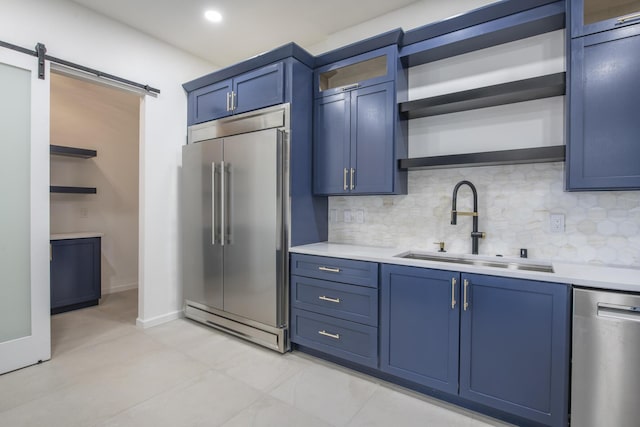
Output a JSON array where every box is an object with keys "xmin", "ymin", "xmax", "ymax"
[
  {"xmin": 463, "ymin": 279, "xmax": 469, "ymax": 311},
  {"xmin": 350, "ymin": 168, "xmax": 355, "ymax": 190},
  {"xmin": 340, "ymin": 83, "xmax": 359, "ymax": 92},
  {"xmin": 617, "ymin": 12, "xmax": 640, "ymax": 23},
  {"xmin": 318, "ymin": 330, "xmax": 340, "ymax": 340},
  {"xmin": 319, "ymin": 295, "xmax": 341, "ymax": 304},
  {"xmin": 451, "ymin": 278, "xmax": 457, "ymax": 309},
  {"xmin": 343, "ymin": 168, "xmax": 348, "ymax": 191},
  {"xmin": 318, "ymin": 266, "xmax": 340, "ymax": 273},
  {"xmin": 231, "ymin": 91, "xmax": 236, "ymax": 110},
  {"xmin": 226, "ymin": 92, "xmax": 231, "ymax": 111}
]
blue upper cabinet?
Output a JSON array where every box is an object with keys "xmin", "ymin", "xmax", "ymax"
[
  {"xmin": 459, "ymin": 273, "xmax": 570, "ymax": 427},
  {"xmin": 232, "ymin": 62, "xmax": 284, "ymax": 116},
  {"xmin": 189, "ymin": 79, "xmax": 233, "ymax": 124},
  {"xmin": 380, "ymin": 265, "xmax": 460, "ymax": 395},
  {"xmin": 313, "ymin": 45, "xmax": 407, "ymax": 195},
  {"xmin": 567, "ymin": 17, "xmax": 640, "ymax": 190},
  {"xmin": 314, "ymin": 92, "xmax": 351, "ymax": 195},
  {"xmin": 188, "ymin": 62, "xmax": 285, "ymax": 125},
  {"xmin": 570, "ymin": 0, "xmax": 640, "ymax": 38},
  {"xmin": 186, "ymin": 61, "xmax": 285, "ymax": 125}
]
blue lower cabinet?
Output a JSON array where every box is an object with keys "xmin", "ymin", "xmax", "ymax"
[
  {"xmin": 459, "ymin": 273, "xmax": 570, "ymax": 427},
  {"xmin": 380, "ymin": 264, "xmax": 460, "ymax": 395},
  {"xmin": 290, "ymin": 308, "xmax": 378, "ymax": 368},
  {"xmin": 291, "ymin": 275, "xmax": 378, "ymax": 326},
  {"xmin": 50, "ymin": 237, "xmax": 101, "ymax": 314}
]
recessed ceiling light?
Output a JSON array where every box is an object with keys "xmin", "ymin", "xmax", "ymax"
[{"xmin": 204, "ymin": 10, "xmax": 223, "ymax": 23}]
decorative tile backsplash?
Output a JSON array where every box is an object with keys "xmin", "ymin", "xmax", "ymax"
[{"xmin": 329, "ymin": 163, "xmax": 640, "ymax": 268}]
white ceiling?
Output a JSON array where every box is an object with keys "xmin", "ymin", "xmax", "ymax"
[{"xmin": 69, "ymin": 0, "xmax": 422, "ymax": 67}]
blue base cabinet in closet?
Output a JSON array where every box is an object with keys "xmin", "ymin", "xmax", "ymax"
[{"xmin": 50, "ymin": 237, "xmax": 101, "ymax": 314}]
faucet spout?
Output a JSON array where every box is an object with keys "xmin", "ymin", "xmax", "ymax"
[{"xmin": 450, "ymin": 180, "xmax": 484, "ymax": 255}]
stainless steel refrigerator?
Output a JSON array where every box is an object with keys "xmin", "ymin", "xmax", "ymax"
[{"xmin": 181, "ymin": 104, "xmax": 290, "ymax": 352}]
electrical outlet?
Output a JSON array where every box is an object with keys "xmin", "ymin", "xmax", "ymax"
[
  {"xmin": 329, "ymin": 209, "xmax": 337, "ymax": 223},
  {"xmin": 355, "ymin": 209, "xmax": 365, "ymax": 224},
  {"xmin": 550, "ymin": 213, "xmax": 565, "ymax": 233},
  {"xmin": 343, "ymin": 209, "xmax": 352, "ymax": 223}
]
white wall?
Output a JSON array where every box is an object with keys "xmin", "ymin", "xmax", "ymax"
[
  {"xmin": 307, "ymin": 0, "xmax": 497, "ymax": 55},
  {"xmin": 0, "ymin": 0, "xmax": 215, "ymax": 327},
  {"xmin": 50, "ymin": 72, "xmax": 140, "ymax": 295}
]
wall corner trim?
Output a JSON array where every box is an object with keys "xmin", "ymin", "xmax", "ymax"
[{"xmin": 136, "ymin": 310, "xmax": 184, "ymax": 329}]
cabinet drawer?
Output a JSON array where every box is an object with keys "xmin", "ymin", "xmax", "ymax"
[
  {"xmin": 290, "ymin": 309, "xmax": 378, "ymax": 368},
  {"xmin": 291, "ymin": 275, "xmax": 378, "ymax": 326},
  {"xmin": 290, "ymin": 254, "xmax": 378, "ymax": 287}
]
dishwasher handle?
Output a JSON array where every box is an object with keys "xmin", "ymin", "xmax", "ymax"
[{"xmin": 597, "ymin": 302, "xmax": 640, "ymax": 322}]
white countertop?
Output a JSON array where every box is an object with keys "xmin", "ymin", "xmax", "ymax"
[
  {"xmin": 290, "ymin": 242, "xmax": 640, "ymax": 293},
  {"xmin": 50, "ymin": 232, "xmax": 104, "ymax": 240}
]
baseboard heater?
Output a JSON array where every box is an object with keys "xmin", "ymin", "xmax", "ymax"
[{"xmin": 184, "ymin": 302, "xmax": 288, "ymax": 353}]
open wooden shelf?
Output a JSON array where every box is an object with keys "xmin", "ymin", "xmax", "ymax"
[
  {"xmin": 400, "ymin": 1, "xmax": 565, "ymax": 67},
  {"xmin": 50, "ymin": 145, "xmax": 97, "ymax": 159},
  {"xmin": 399, "ymin": 73, "xmax": 565, "ymax": 119},
  {"xmin": 50, "ymin": 186, "xmax": 97, "ymax": 194},
  {"xmin": 399, "ymin": 145, "xmax": 566, "ymax": 170}
]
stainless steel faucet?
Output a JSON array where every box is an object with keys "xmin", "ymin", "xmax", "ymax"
[{"xmin": 451, "ymin": 180, "xmax": 485, "ymax": 255}]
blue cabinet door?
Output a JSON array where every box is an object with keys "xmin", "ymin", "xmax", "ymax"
[
  {"xmin": 567, "ymin": 25, "xmax": 640, "ymax": 190},
  {"xmin": 50, "ymin": 238, "xmax": 101, "ymax": 313},
  {"xmin": 313, "ymin": 92, "xmax": 351, "ymax": 195},
  {"xmin": 459, "ymin": 273, "xmax": 570, "ymax": 427},
  {"xmin": 314, "ymin": 82, "xmax": 398, "ymax": 195},
  {"xmin": 570, "ymin": 0, "xmax": 640, "ymax": 38},
  {"xmin": 350, "ymin": 82, "xmax": 395, "ymax": 194},
  {"xmin": 233, "ymin": 62, "xmax": 284, "ymax": 115},
  {"xmin": 188, "ymin": 79, "xmax": 232, "ymax": 125},
  {"xmin": 380, "ymin": 264, "xmax": 460, "ymax": 395}
]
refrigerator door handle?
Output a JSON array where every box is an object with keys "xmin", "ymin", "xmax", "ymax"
[
  {"xmin": 223, "ymin": 161, "xmax": 232, "ymax": 245},
  {"xmin": 276, "ymin": 130, "xmax": 284, "ymax": 251},
  {"xmin": 211, "ymin": 162, "xmax": 217, "ymax": 245},
  {"xmin": 220, "ymin": 161, "xmax": 226, "ymax": 246}
]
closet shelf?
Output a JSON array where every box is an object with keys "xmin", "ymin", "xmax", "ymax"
[
  {"xmin": 399, "ymin": 72, "xmax": 565, "ymax": 119},
  {"xmin": 399, "ymin": 145, "xmax": 566, "ymax": 170},
  {"xmin": 50, "ymin": 186, "xmax": 97, "ymax": 194},
  {"xmin": 50, "ymin": 145, "xmax": 97, "ymax": 159}
]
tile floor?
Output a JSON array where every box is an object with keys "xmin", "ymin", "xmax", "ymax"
[{"xmin": 0, "ymin": 290, "xmax": 512, "ymax": 427}]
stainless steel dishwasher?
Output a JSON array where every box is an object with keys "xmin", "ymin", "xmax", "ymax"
[{"xmin": 572, "ymin": 288, "xmax": 640, "ymax": 427}]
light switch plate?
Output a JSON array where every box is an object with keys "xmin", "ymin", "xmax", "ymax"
[
  {"xmin": 343, "ymin": 209, "xmax": 352, "ymax": 223},
  {"xmin": 355, "ymin": 209, "xmax": 365, "ymax": 224}
]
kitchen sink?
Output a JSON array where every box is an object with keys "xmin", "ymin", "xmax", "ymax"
[{"xmin": 396, "ymin": 252, "xmax": 554, "ymax": 273}]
